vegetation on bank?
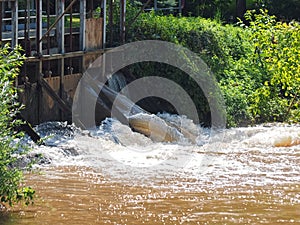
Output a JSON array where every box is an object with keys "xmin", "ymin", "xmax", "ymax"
[
  {"xmin": 0, "ymin": 45, "xmax": 35, "ymax": 207},
  {"xmin": 123, "ymin": 7, "xmax": 300, "ymax": 126},
  {"xmin": 133, "ymin": 0, "xmax": 300, "ymax": 22}
]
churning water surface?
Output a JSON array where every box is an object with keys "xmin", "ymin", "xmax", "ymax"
[{"xmin": 1, "ymin": 115, "xmax": 300, "ymax": 224}]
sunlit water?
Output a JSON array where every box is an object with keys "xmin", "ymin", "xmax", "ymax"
[{"xmin": 1, "ymin": 116, "xmax": 300, "ymax": 224}]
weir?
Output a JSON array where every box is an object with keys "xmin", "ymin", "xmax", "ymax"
[
  {"xmin": 7, "ymin": 0, "xmax": 108, "ymax": 125},
  {"xmin": 0, "ymin": 0, "xmax": 194, "ymax": 143}
]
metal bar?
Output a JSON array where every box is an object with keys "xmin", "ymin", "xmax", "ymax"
[
  {"xmin": 154, "ymin": 0, "xmax": 157, "ymax": 12},
  {"xmin": 120, "ymin": 0, "xmax": 126, "ymax": 44},
  {"xmin": 79, "ymin": 0, "xmax": 86, "ymax": 51},
  {"xmin": 60, "ymin": 57, "xmax": 65, "ymax": 119},
  {"xmin": 26, "ymin": 48, "xmax": 116, "ymax": 62},
  {"xmin": 36, "ymin": 0, "xmax": 42, "ymax": 54},
  {"xmin": 109, "ymin": 0, "xmax": 113, "ymax": 46},
  {"xmin": 57, "ymin": 0, "xmax": 65, "ymax": 54},
  {"xmin": 38, "ymin": 0, "xmax": 43, "ymax": 52},
  {"xmin": 102, "ymin": 0, "xmax": 106, "ymax": 48},
  {"xmin": 25, "ymin": 0, "xmax": 31, "ymax": 56},
  {"xmin": 69, "ymin": 4, "xmax": 73, "ymax": 52},
  {"xmin": 39, "ymin": 0, "xmax": 77, "ymax": 43},
  {"xmin": 11, "ymin": 0, "xmax": 18, "ymax": 47},
  {"xmin": 178, "ymin": 0, "xmax": 182, "ymax": 14},
  {"xmin": 47, "ymin": 0, "xmax": 50, "ymax": 55},
  {"xmin": 144, "ymin": 7, "xmax": 182, "ymax": 11}
]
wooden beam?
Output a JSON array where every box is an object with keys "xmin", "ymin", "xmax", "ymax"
[
  {"xmin": 15, "ymin": 113, "xmax": 43, "ymax": 144},
  {"xmin": 102, "ymin": 0, "xmax": 106, "ymax": 48},
  {"xmin": 57, "ymin": 0, "xmax": 65, "ymax": 54},
  {"xmin": 60, "ymin": 57, "xmax": 65, "ymax": 120},
  {"xmin": 109, "ymin": 0, "xmax": 113, "ymax": 46},
  {"xmin": 80, "ymin": 0, "xmax": 86, "ymax": 51},
  {"xmin": 25, "ymin": 47, "xmax": 123, "ymax": 63},
  {"xmin": 11, "ymin": 0, "xmax": 18, "ymax": 47},
  {"xmin": 39, "ymin": 0, "xmax": 77, "ymax": 44},
  {"xmin": 38, "ymin": 76, "xmax": 71, "ymax": 114},
  {"xmin": 35, "ymin": 0, "xmax": 42, "ymax": 54},
  {"xmin": 120, "ymin": 0, "xmax": 126, "ymax": 43}
]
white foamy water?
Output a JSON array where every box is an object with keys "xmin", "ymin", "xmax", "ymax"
[
  {"xmin": 5, "ymin": 116, "xmax": 298, "ymax": 225},
  {"xmin": 24, "ymin": 114, "xmax": 300, "ymax": 191}
]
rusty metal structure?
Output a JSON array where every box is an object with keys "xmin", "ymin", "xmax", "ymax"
[
  {"xmin": 0, "ymin": 0, "xmax": 183, "ymax": 126},
  {"xmin": 0, "ymin": 0, "xmax": 130, "ymax": 125}
]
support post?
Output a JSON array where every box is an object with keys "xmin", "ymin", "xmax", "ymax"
[
  {"xmin": 178, "ymin": 0, "xmax": 182, "ymax": 14},
  {"xmin": 80, "ymin": 0, "xmax": 86, "ymax": 51},
  {"xmin": 46, "ymin": 0, "xmax": 50, "ymax": 55},
  {"xmin": 109, "ymin": 0, "xmax": 113, "ymax": 46},
  {"xmin": 25, "ymin": 0, "xmax": 31, "ymax": 56},
  {"xmin": 154, "ymin": 0, "xmax": 157, "ymax": 12},
  {"xmin": 102, "ymin": 0, "xmax": 107, "ymax": 49},
  {"xmin": 60, "ymin": 57, "xmax": 65, "ymax": 120},
  {"xmin": 120, "ymin": 0, "xmax": 126, "ymax": 44},
  {"xmin": 36, "ymin": 0, "xmax": 42, "ymax": 54},
  {"xmin": 57, "ymin": 0, "xmax": 65, "ymax": 54},
  {"xmin": 12, "ymin": 0, "xmax": 18, "ymax": 47}
]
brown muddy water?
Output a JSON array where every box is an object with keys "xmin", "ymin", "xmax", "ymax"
[{"xmin": 0, "ymin": 120, "xmax": 300, "ymax": 224}]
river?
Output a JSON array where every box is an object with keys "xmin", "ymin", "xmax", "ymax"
[{"xmin": 0, "ymin": 117, "xmax": 299, "ymax": 224}]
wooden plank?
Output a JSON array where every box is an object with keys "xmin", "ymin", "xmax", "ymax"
[
  {"xmin": 85, "ymin": 18, "xmax": 103, "ymax": 50},
  {"xmin": 63, "ymin": 73, "xmax": 82, "ymax": 100},
  {"xmin": 26, "ymin": 50, "xmax": 92, "ymax": 62},
  {"xmin": 39, "ymin": 76, "xmax": 71, "ymax": 114},
  {"xmin": 19, "ymin": 73, "xmax": 83, "ymax": 125},
  {"xmin": 18, "ymin": 83, "xmax": 39, "ymax": 125},
  {"xmin": 15, "ymin": 112, "xmax": 42, "ymax": 144},
  {"xmin": 25, "ymin": 48, "xmax": 121, "ymax": 62}
]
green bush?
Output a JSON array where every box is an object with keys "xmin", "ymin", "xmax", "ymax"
[
  {"xmin": 125, "ymin": 7, "xmax": 300, "ymax": 126},
  {"xmin": 243, "ymin": 10, "xmax": 300, "ymax": 123},
  {"xmin": 126, "ymin": 11, "xmax": 253, "ymax": 126},
  {"xmin": 0, "ymin": 44, "xmax": 35, "ymax": 207}
]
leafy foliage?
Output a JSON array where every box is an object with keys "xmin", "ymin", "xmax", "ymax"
[
  {"xmin": 126, "ymin": 10, "xmax": 252, "ymax": 126},
  {"xmin": 243, "ymin": 10, "xmax": 300, "ymax": 123},
  {"xmin": 0, "ymin": 44, "xmax": 35, "ymax": 207},
  {"xmin": 126, "ymin": 7, "xmax": 300, "ymax": 126},
  {"xmin": 252, "ymin": 0, "xmax": 300, "ymax": 21},
  {"xmin": 183, "ymin": 0, "xmax": 235, "ymax": 20}
]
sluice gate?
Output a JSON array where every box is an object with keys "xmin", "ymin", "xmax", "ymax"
[{"xmin": 0, "ymin": 0, "xmax": 118, "ymax": 125}]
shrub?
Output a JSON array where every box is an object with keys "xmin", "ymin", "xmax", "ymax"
[
  {"xmin": 243, "ymin": 10, "xmax": 300, "ymax": 123},
  {"xmin": 123, "ymin": 6, "xmax": 300, "ymax": 126},
  {"xmin": 0, "ymin": 44, "xmax": 35, "ymax": 207},
  {"xmin": 126, "ymin": 11, "xmax": 254, "ymax": 126}
]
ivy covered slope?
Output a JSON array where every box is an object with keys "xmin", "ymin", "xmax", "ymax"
[
  {"xmin": 127, "ymin": 9, "xmax": 300, "ymax": 126},
  {"xmin": 0, "ymin": 44, "xmax": 34, "ymax": 208}
]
